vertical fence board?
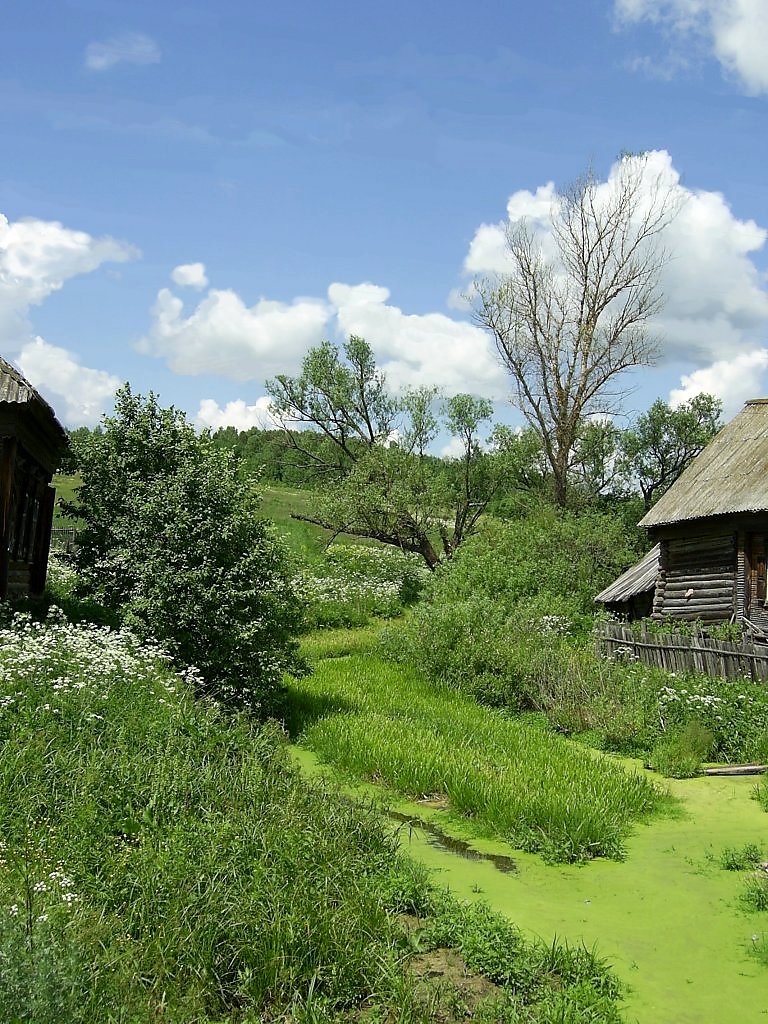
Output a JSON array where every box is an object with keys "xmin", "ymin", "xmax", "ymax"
[{"xmin": 596, "ymin": 621, "xmax": 768, "ymax": 681}]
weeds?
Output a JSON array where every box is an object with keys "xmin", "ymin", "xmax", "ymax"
[
  {"xmin": 719, "ymin": 843, "xmax": 764, "ymax": 871},
  {"xmin": 0, "ymin": 604, "xmax": 626, "ymax": 1021},
  {"xmin": 741, "ymin": 876, "xmax": 768, "ymax": 912},
  {"xmin": 288, "ymin": 654, "xmax": 670, "ymax": 862}
]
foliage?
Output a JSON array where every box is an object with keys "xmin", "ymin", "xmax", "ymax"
[
  {"xmin": 647, "ymin": 720, "xmax": 713, "ymax": 778},
  {"xmin": 287, "ymin": 653, "xmax": 669, "ymax": 863},
  {"xmin": 419, "ymin": 894, "xmax": 622, "ymax": 1019},
  {"xmin": 65, "ymin": 385, "xmax": 302, "ymax": 712},
  {"xmin": 266, "ymin": 336, "xmax": 501, "ymax": 567},
  {"xmin": 297, "ymin": 542, "xmax": 431, "ymax": 629},
  {"xmin": 619, "ymin": 394, "xmax": 723, "ymax": 508},
  {"xmin": 740, "ymin": 876, "xmax": 768, "ymax": 913},
  {"xmin": 385, "ymin": 509, "xmax": 643, "ymax": 704},
  {"xmin": 472, "ymin": 154, "xmax": 678, "ymax": 507},
  {"xmin": 0, "ymin": 606, "xmax": 625, "ymax": 1022}
]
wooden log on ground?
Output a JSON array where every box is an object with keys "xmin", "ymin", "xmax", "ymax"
[{"xmin": 701, "ymin": 765, "xmax": 768, "ymax": 776}]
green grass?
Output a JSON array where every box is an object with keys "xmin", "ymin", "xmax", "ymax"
[
  {"xmin": 52, "ymin": 474, "xmax": 82, "ymax": 524},
  {"xmin": 0, "ymin": 605, "xmax": 626, "ymax": 1023},
  {"xmin": 286, "ymin": 653, "xmax": 671, "ymax": 863}
]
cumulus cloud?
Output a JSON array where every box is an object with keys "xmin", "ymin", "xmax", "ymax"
[
  {"xmin": 140, "ymin": 275, "xmax": 502, "ymax": 399},
  {"xmin": 328, "ymin": 282, "xmax": 504, "ymax": 397},
  {"xmin": 171, "ymin": 262, "xmax": 209, "ymax": 290},
  {"xmin": 615, "ymin": 0, "xmax": 768, "ymax": 94},
  {"xmin": 0, "ymin": 211, "xmax": 137, "ymax": 425},
  {"xmin": 669, "ymin": 348, "xmax": 768, "ymax": 417},
  {"xmin": 85, "ymin": 32, "xmax": 161, "ymax": 72},
  {"xmin": 16, "ymin": 338, "xmax": 120, "ymax": 426},
  {"xmin": 0, "ymin": 213, "xmax": 138, "ymax": 341},
  {"xmin": 138, "ymin": 286, "xmax": 331, "ymax": 380},
  {"xmin": 463, "ymin": 149, "xmax": 768, "ymax": 371},
  {"xmin": 196, "ymin": 397, "xmax": 279, "ymax": 432}
]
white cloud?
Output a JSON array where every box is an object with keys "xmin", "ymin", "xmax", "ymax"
[
  {"xmin": 0, "ymin": 213, "xmax": 138, "ymax": 341},
  {"xmin": 0, "ymin": 211, "xmax": 137, "ymax": 425},
  {"xmin": 439, "ymin": 436, "xmax": 466, "ymax": 459},
  {"xmin": 465, "ymin": 182, "xmax": 559, "ymax": 276},
  {"xmin": 85, "ymin": 32, "xmax": 161, "ymax": 72},
  {"xmin": 196, "ymin": 397, "xmax": 279, "ymax": 432},
  {"xmin": 463, "ymin": 149, "xmax": 768, "ymax": 370},
  {"xmin": 141, "ymin": 276, "xmax": 503, "ymax": 399},
  {"xmin": 16, "ymin": 338, "xmax": 120, "ymax": 427},
  {"xmin": 171, "ymin": 262, "xmax": 209, "ymax": 290},
  {"xmin": 616, "ymin": 0, "xmax": 768, "ymax": 94},
  {"xmin": 138, "ymin": 286, "xmax": 331, "ymax": 380},
  {"xmin": 669, "ymin": 348, "xmax": 768, "ymax": 417},
  {"xmin": 328, "ymin": 282, "xmax": 504, "ymax": 398}
]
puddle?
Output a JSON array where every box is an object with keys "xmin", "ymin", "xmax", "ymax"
[{"xmin": 387, "ymin": 810, "xmax": 516, "ymax": 874}]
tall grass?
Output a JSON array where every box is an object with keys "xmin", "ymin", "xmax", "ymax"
[
  {"xmin": 0, "ymin": 606, "xmax": 626, "ymax": 1022},
  {"xmin": 287, "ymin": 654, "xmax": 670, "ymax": 862}
]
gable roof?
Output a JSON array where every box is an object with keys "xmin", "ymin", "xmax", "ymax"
[
  {"xmin": 595, "ymin": 543, "xmax": 660, "ymax": 604},
  {"xmin": 0, "ymin": 357, "xmax": 67, "ymax": 472},
  {"xmin": 639, "ymin": 398, "xmax": 768, "ymax": 529}
]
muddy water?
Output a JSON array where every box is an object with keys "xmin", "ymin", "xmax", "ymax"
[
  {"xmin": 290, "ymin": 746, "xmax": 768, "ymax": 1024},
  {"xmin": 386, "ymin": 809, "xmax": 517, "ymax": 873}
]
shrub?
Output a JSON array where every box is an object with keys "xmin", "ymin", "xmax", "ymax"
[
  {"xmin": 297, "ymin": 542, "xmax": 429, "ymax": 629},
  {"xmin": 66, "ymin": 386, "xmax": 303, "ymax": 713},
  {"xmin": 648, "ymin": 720, "xmax": 713, "ymax": 778},
  {"xmin": 385, "ymin": 509, "xmax": 642, "ymax": 699}
]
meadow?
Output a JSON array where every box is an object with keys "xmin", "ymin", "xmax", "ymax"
[
  {"xmin": 36, "ymin": 475, "xmax": 768, "ymax": 1021},
  {"xmin": 0, "ymin": 582, "xmax": 627, "ymax": 1022}
]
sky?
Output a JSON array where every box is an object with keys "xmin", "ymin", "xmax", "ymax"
[{"xmin": 2, "ymin": 0, "xmax": 768, "ymax": 445}]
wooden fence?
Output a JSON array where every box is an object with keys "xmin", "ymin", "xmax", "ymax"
[
  {"xmin": 50, "ymin": 527, "xmax": 79, "ymax": 553},
  {"xmin": 596, "ymin": 620, "xmax": 768, "ymax": 681}
]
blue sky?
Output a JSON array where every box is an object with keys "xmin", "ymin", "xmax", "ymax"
[{"xmin": 2, "ymin": 0, "xmax": 768, "ymax": 440}]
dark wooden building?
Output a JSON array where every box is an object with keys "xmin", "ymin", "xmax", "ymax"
[
  {"xmin": 633, "ymin": 398, "xmax": 768, "ymax": 630},
  {"xmin": 0, "ymin": 358, "xmax": 66, "ymax": 598},
  {"xmin": 594, "ymin": 543, "xmax": 660, "ymax": 620}
]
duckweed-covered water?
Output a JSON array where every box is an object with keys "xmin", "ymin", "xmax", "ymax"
[{"xmin": 292, "ymin": 747, "xmax": 768, "ymax": 1024}]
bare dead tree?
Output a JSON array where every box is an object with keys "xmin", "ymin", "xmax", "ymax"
[{"xmin": 473, "ymin": 155, "xmax": 680, "ymax": 507}]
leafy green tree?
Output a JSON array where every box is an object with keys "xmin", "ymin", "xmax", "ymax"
[
  {"xmin": 620, "ymin": 394, "xmax": 723, "ymax": 508},
  {"xmin": 66, "ymin": 385, "xmax": 302, "ymax": 713},
  {"xmin": 266, "ymin": 337, "xmax": 499, "ymax": 568}
]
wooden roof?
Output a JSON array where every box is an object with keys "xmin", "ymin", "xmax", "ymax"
[
  {"xmin": 0, "ymin": 357, "xmax": 67, "ymax": 472},
  {"xmin": 595, "ymin": 544, "xmax": 660, "ymax": 604},
  {"xmin": 639, "ymin": 399, "xmax": 768, "ymax": 529}
]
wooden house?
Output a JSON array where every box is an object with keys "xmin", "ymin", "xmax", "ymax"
[
  {"xmin": 0, "ymin": 358, "xmax": 66, "ymax": 598},
  {"xmin": 594, "ymin": 543, "xmax": 660, "ymax": 620},
  {"xmin": 624, "ymin": 397, "xmax": 768, "ymax": 630}
]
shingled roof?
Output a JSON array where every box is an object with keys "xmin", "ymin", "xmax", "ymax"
[
  {"xmin": 0, "ymin": 357, "xmax": 66, "ymax": 471},
  {"xmin": 639, "ymin": 398, "xmax": 768, "ymax": 529},
  {"xmin": 595, "ymin": 543, "xmax": 660, "ymax": 604}
]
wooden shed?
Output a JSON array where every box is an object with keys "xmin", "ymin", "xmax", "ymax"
[
  {"xmin": 636, "ymin": 398, "xmax": 768, "ymax": 629},
  {"xmin": 595, "ymin": 543, "xmax": 660, "ymax": 620},
  {"xmin": 0, "ymin": 358, "xmax": 66, "ymax": 598}
]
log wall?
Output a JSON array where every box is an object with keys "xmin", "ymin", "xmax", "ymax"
[{"xmin": 653, "ymin": 532, "xmax": 736, "ymax": 623}]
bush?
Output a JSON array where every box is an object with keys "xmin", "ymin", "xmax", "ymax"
[
  {"xmin": 647, "ymin": 720, "xmax": 713, "ymax": 778},
  {"xmin": 66, "ymin": 386, "xmax": 303, "ymax": 713},
  {"xmin": 385, "ymin": 509, "xmax": 642, "ymax": 698},
  {"xmin": 297, "ymin": 542, "xmax": 430, "ymax": 629}
]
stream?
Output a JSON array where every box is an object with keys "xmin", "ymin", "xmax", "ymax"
[{"xmin": 290, "ymin": 745, "xmax": 768, "ymax": 1024}]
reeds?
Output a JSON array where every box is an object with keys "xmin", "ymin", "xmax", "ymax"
[{"xmin": 292, "ymin": 654, "xmax": 670, "ymax": 862}]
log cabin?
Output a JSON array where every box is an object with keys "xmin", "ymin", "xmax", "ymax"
[
  {"xmin": 600, "ymin": 398, "xmax": 768, "ymax": 630},
  {"xmin": 0, "ymin": 358, "xmax": 66, "ymax": 598}
]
